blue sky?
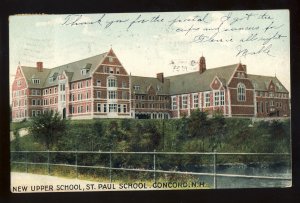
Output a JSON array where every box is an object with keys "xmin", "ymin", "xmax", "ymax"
[{"xmin": 9, "ymin": 10, "xmax": 290, "ymax": 94}]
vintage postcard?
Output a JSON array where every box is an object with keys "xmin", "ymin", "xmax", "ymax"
[{"xmin": 9, "ymin": 10, "xmax": 291, "ymax": 193}]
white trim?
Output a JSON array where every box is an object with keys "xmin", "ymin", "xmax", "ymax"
[
  {"xmin": 227, "ymin": 88, "xmax": 232, "ymax": 117},
  {"xmin": 227, "ymin": 64, "xmax": 240, "ymax": 87},
  {"xmin": 209, "ymin": 76, "xmax": 223, "ymax": 90},
  {"xmin": 101, "ymin": 63, "xmax": 123, "ymax": 68},
  {"xmin": 231, "ymin": 105, "xmax": 255, "ymax": 107}
]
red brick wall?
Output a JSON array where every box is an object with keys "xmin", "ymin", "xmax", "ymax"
[
  {"xmin": 231, "ymin": 106, "xmax": 254, "ymax": 116},
  {"xmin": 211, "ymin": 78, "xmax": 221, "ymax": 90}
]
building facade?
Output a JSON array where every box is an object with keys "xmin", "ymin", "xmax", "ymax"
[{"xmin": 11, "ymin": 49, "xmax": 290, "ymax": 122}]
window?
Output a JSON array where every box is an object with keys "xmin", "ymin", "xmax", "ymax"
[
  {"xmin": 43, "ymin": 99, "xmax": 48, "ymax": 105},
  {"xmin": 86, "ymin": 80, "xmax": 89, "ymax": 87},
  {"xmin": 78, "ymin": 94, "xmax": 82, "ymax": 101},
  {"xmin": 81, "ymin": 69, "xmax": 87, "ymax": 75},
  {"xmin": 71, "ymin": 94, "xmax": 75, "ymax": 101},
  {"xmin": 32, "ymin": 79, "xmax": 40, "ymax": 84},
  {"xmin": 49, "ymin": 89, "xmax": 52, "ymax": 94},
  {"xmin": 109, "ymin": 67, "xmax": 114, "ymax": 74},
  {"xmin": 108, "ymin": 78, "xmax": 117, "ymax": 87},
  {"xmin": 17, "ymin": 80, "xmax": 21, "ymax": 86},
  {"xmin": 237, "ymin": 83, "xmax": 246, "ymax": 101},
  {"xmin": 86, "ymin": 105, "xmax": 89, "ymax": 112},
  {"xmin": 86, "ymin": 92, "xmax": 89, "ymax": 99},
  {"xmin": 122, "ymin": 81, "xmax": 126, "ymax": 88},
  {"xmin": 32, "ymin": 110, "xmax": 36, "ymax": 117},
  {"xmin": 97, "ymin": 103, "xmax": 101, "ymax": 112},
  {"xmin": 97, "ymin": 91, "xmax": 101, "ymax": 98},
  {"xmin": 205, "ymin": 92, "xmax": 210, "ymax": 107},
  {"xmin": 182, "ymin": 95, "xmax": 188, "ymax": 109},
  {"xmin": 256, "ymin": 102, "xmax": 259, "ymax": 113},
  {"xmin": 77, "ymin": 82, "xmax": 83, "ymax": 89},
  {"xmin": 134, "ymin": 85, "xmax": 140, "ymax": 91},
  {"xmin": 122, "ymin": 91, "xmax": 127, "ymax": 99},
  {"xmin": 60, "ymin": 84, "xmax": 65, "ymax": 91},
  {"xmin": 220, "ymin": 91, "xmax": 225, "ymax": 105},
  {"xmin": 118, "ymin": 104, "xmax": 121, "ymax": 113},
  {"xmin": 109, "ymin": 104, "xmax": 117, "ymax": 112},
  {"xmin": 49, "ymin": 77, "xmax": 54, "ymax": 83},
  {"xmin": 104, "ymin": 104, "xmax": 107, "ymax": 112},
  {"xmin": 116, "ymin": 68, "xmax": 120, "ymax": 74},
  {"xmin": 104, "ymin": 66, "xmax": 110, "ymax": 73},
  {"xmin": 32, "ymin": 99, "xmax": 36, "ymax": 106},
  {"xmin": 45, "ymin": 89, "xmax": 48, "ymax": 95},
  {"xmin": 123, "ymin": 104, "xmax": 127, "ymax": 112},
  {"xmin": 214, "ymin": 91, "xmax": 220, "ymax": 106},
  {"xmin": 193, "ymin": 94, "xmax": 199, "ymax": 108},
  {"xmin": 270, "ymin": 100, "xmax": 274, "ymax": 106},
  {"xmin": 269, "ymin": 92, "xmax": 274, "ymax": 97},
  {"xmin": 78, "ymin": 106, "xmax": 83, "ymax": 113},
  {"xmin": 266, "ymin": 102, "xmax": 269, "ymax": 113},
  {"xmin": 261, "ymin": 101, "xmax": 264, "ymax": 113},
  {"xmin": 109, "ymin": 57, "xmax": 114, "ymax": 62},
  {"xmin": 108, "ymin": 91, "xmax": 117, "ymax": 99},
  {"xmin": 97, "ymin": 80, "xmax": 101, "ymax": 86}
]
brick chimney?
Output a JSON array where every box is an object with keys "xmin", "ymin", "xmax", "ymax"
[
  {"xmin": 37, "ymin": 62, "xmax": 43, "ymax": 72},
  {"xmin": 157, "ymin": 73, "xmax": 164, "ymax": 83},
  {"xmin": 199, "ymin": 56, "xmax": 206, "ymax": 74}
]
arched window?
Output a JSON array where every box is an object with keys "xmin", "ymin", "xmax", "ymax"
[{"xmin": 237, "ymin": 83, "xmax": 246, "ymax": 101}]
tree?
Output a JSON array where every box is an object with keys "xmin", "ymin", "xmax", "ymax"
[
  {"xmin": 209, "ymin": 112, "xmax": 227, "ymax": 151},
  {"xmin": 29, "ymin": 110, "xmax": 66, "ymax": 150},
  {"xmin": 188, "ymin": 109, "xmax": 209, "ymax": 151}
]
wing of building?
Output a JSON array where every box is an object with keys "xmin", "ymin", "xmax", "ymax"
[{"xmin": 11, "ymin": 49, "xmax": 290, "ymax": 121}]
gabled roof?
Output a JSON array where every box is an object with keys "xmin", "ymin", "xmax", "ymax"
[
  {"xmin": 130, "ymin": 76, "xmax": 170, "ymax": 95},
  {"xmin": 248, "ymin": 74, "xmax": 288, "ymax": 93},
  {"xmin": 166, "ymin": 64, "xmax": 238, "ymax": 95},
  {"xmin": 21, "ymin": 67, "xmax": 52, "ymax": 88},
  {"xmin": 20, "ymin": 53, "xmax": 107, "ymax": 88}
]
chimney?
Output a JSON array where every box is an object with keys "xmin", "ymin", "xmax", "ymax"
[
  {"xmin": 199, "ymin": 56, "xmax": 206, "ymax": 74},
  {"xmin": 157, "ymin": 73, "xmax": 164, "ymax": 83},
  {"xmin": 37, "ymin": 62, "xmax": 43, "ymax": 72}
]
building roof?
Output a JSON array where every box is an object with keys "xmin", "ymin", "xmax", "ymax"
[
  {"xmin": 248, "ymin": 74, "xmax": 288, "ymax": 93},
  {"xmin": 130, "ymin": 76, "xmax": 170, "ymax": 95},
  {"xmin": 166, "ymin": 64, "xmax": 238, "ymax": 95},
  {"xmin": 21, "ymin": 66, "xmax": 52, "ymax": 88},
  {"xmin": 21, "ymin": 53, "xmax": 107, "ymax": 88}
]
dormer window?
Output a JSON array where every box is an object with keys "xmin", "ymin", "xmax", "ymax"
[
  {"xmin": 32, "ymin": 79, "xmax": 40, "ymax": 84},
  {"xmin": 81, "ymin": 63, "xmax": 92, "ymax": 75},
  {"xmin": 81, "ymin": 69, "xmax": 87, "ymax": 75},
  {"xmin": 49, "ymin": 77, "xmax": 54, "ymax": 83},
  {"xmin": 134, "ymin": 85, "xmax": 140, "ymax": 91}
]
